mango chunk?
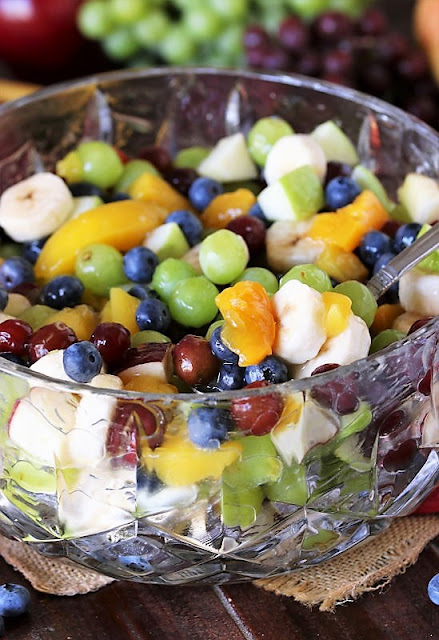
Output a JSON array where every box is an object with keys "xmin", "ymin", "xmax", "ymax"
[
  {"xmin": 100, "ymin": 287, "xmax": 140, "ymax": 335},
  {"xmin": 49, "ymin": 304, "xmax": 98, "ymax": 341},
  {"xmin": 35, "ymin": 200, "xmax": 166, "ymax": 281},
  {"xmin": 129, "ymin": 173, "xmax": 192, "ymax": 214},
  {"xmin": 322, "ymin": 291, "xmax": 352, "ymax": 338}
]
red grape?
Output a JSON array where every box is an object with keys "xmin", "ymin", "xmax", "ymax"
[
  {"xmin": 173, "ymin": 334, "xmax": 219, "ymax": 387},
  {"xmin": 91, "ymin": 322, "xmax": 131, "ymax": 369},
  {"xmin": 226, "ymin": 215, "xmax": 266, "ymax": 254},
  {"xmin": 28, "ymin": 322, "xmax": 77, "ymax": 364},
  {"xmin": 0, "ymin": 319, "xmax": 32, "ymax": 356},
  {"xmin": 231, "ymin": 381, "xmax": 283, "ymax": 436},
  {"xmin": 164, "ymin": 167, "xmax": 198, "ymax": 197}
]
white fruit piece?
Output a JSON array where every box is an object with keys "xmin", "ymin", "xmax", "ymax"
[
  {"xmin": 144, "ymin": 222, "xmax": 190, "ymax": 261},
  {"xmin": 265, "ymin": 219, "xmax": 324, "ymax": 273},
  {"xmin": 0, "ymin": 172, "xmax": 74, "ymax": 242},
  {"xmin": 310, "ymin": 120, "xmax": 359, "ymax": 166},
  {"xmin": 198, "ymin": 132, "xmax": 258, "ymax": 182},
  {"xmin": 258, "ymin": 164, "xmax": 325, "ymax": 222},
  {"xmin": 399, "ymin": 269, "xmax": 439, "ymax": 316},
  {"xmin": 182, "ymin": 243, "xmax": 202, "ymax": 273},
  {"xmin": 392, "ymin": 311, "xmax": 424, "ymax": 334},
  {"xmin": 293, "ymin": 314, "xmax": 371, "ymax": 379},
  {"xmin": 271, "ymin": 395, "xmax": 339, "ymax": 464},
  {"xmin": 8, "ymin": 386, "xmax": 78, "ymax": 465},
  {"xmin": 29, "ymin": 349, "xmax": 74, "ymax": 385},
  {"xmin": 137, "ymin": 484, "xmax": 198, "ymax": 515},
  {"xmin": 271, "ymin": 280, "xmax": 326, "ymax": 364},
  {"xmin": 264, "ymin": 134, "xmax": 327, "ymax": 185},
  {"xmin": 397, "ymin": 173, "xmax": 439, "ymax": 224}
]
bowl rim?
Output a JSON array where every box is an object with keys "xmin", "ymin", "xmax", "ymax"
[{"xmin": 0, "ymin": 66, "xmax": 438, "ymax": 401}]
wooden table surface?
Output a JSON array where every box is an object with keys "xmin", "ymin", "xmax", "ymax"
[{"xmin": 0, "ymin": 537, "xmax": 437, "ymax": 640}]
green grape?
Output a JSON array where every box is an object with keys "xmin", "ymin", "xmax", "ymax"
[
  {"xmin": 369, "ymin": 329, "xmax": 405, "ymax": 355},
  {"xmin": 109, "ymin": 0, "xmax": 150, "ymax": 25},
  {"xmin": 205, "ymin": 319, "xmax": 224, "ymax": 341},
  {"xmin": 77, "ymin": 1, "xmax": 114, "ymax": 39},
  {"xmin": 169, "ymin": 276, "xmax": 219, "ymax": 327},
  {"xmin": 199, "ymin": 229, "xmax": 249, "ymax": 285},
  {"xmin": 330, "ymin": 0, "xmax": 368, "ymax": 17},
  {"xmin": 260, "ymin": 6, "xmax": 289, "ymax": 33},
  {"xmin": 334, "ymin": 281, "xmax": 378, "ymax": 327},
  {"xmin": 102, "ymin": 27, "xmax": 140, "ymax": 61},
  {"xmin": 159, "ymin": 26, "xmax": 197, "ymax": 65},
  {"xmin": 114, "ymin": 159, "xmax": 159, "ymax": 193},
  {"xmin": 19, "ymin": 305, "xmax": 54, "ymax": 331},
  {"xmin": 280, "ymin": 264, "xmax": 332, "ymax": 293},
  {"xmin": 264, "ymin": 461, "xmax": 308, "ymax": 505},
  {"xmin": 131, "ymin": 330, "xmax": 171, "ymax": 347},
  {"xmin": 151, "ymin": 258, "xmax": 198, "ymax": 302},
  {"xmin": 77, "ymin": 141, "xmax": 124, "ymax": 189},
  {"xmin": 233, "ymin": 267, "xmax": 279, "ymax": 295},
  {"xmin": 210, "ymin": 0, "xmax": 249, "ymax": 21},
  {"xmin": 213, "ymin": 24, "xmax": 244, "ymax": 63},
  {"xmin": 183, "ymin": 7, "xmax": 224, "ymax": 43},
  {"xmin": 133, "ymin": 11, "xmax": 169, "ymax": 47},
  {"xmin": 75, "ymin": 244, "xmax": 128, "ymax": 297},
  {"xmin": 223, "ymin": 435, "xmax": 283, "ymax": 489},
  {"xmin": 286, "ymin": 0, "xmax": 330, "ymax": 20},
  {"xmin": 174, "ymin": 146, "xmax": 211, "ymax": 169},
  {"xmin": 247, "ymin": 116, "xmax": 294, "ymax": 167}
]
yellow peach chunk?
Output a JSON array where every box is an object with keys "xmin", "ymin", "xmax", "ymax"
[
  {"xmin": 35, "ymin": 200, "xmax": 166, "ymax": 281},
  {"xmin": 200, "ymin": 189, "xmax": 256, "ymax": 229},
  {"xmin": 124, "ymin": 375, "xmax": 178, "ymax": 394},
  {"xmin": 101, "ymin": 288, "xmax": 140, "ymax": 335},
  {"xmin": 321, "ymin": 291, "xmax": 352, "ymax": 338},
  {"xmin": 49, "ymin": 305, "xmax": 98, "ymax": 341},
  {"xmin": 129, "ymin": 172, "xmax": 192, "ymax": 214}
]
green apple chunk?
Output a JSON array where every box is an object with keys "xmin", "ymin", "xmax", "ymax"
[
  {"xmin": 144, "ymin": 222, "xmax": 190, "ymax": 261},
  {"xmin": 223, "ymin": 435, "xmax": 283, "ymax": 489},
  {"xmin": 221, "ymin": 483, "xmax": 264, "ymax": 529},
  {"xmin": 71, "ymin": 195, "xmax": 104, "ymax": 218},
  {"xmin": 416, "ymin": 224, "xmax": 439, "ymax": 272},
  {"xmin": 311, "ymin": 120, "xmax": 359, "ymax": 166},
  {"xmin": 174, "ymin": 146, "xmax": 211, "ymax": 169},
  {"xmin": 397, "ymin": 173, "xmax": 439, "ymax": 225},
  {"xmin": 334, "ymin": 435, "xmax": 371, "ymax": 473},
  {"xmin": 115, "ymin": 160, "xmax": 159, "ymax": 193},
  {"xmin": 264, "ymin": 461, "xmax": 308, "ymax": 505},
  {"xmin": 258, "ymin": 165, "xmax": 324, "ymax": 222},
  {"xmin": 302, "ymin": 528, "xmax": 338, "ymax": 551},
  {"xmin": 8, "ymin": 458, "xmax": 56, "ymax": 493},
  {"xmin": 351, "ymin": 165, "xmax": 395, "ymax": 213},
  {"xmin": 198, "ymin": 132, "xmax": 258, "ymax": 183},
  {"xmin": 338, "ymin": 402, "xmax": 373, "ymax": 440}
]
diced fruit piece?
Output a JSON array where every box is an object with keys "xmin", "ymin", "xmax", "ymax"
[
  {"xmin": 174, "ymin": 146, "xmax": 211, "ymax": 169},
  {"xmin": 71, "ymin": 195, "xmax": 104, "ymax": 218},
  {"xmin": 247, "ymin": 116, "xmax": 294, "ymax": 167},
  {"xmin": 264, "ymin": 134, "xmax": 326, "ymax": 185},
  {"xmin": 338, "ymin": 402, "xmax": 373, "ymax": 440},
  {"xmin": 124, "ymin": 375, "xmax": 178, "ymax": 394},
  {"xmin": 311, "ymin": 120, "xmax": 359, "ymax": 166},
  {"xmin": 216, "ymin": 281, "xmax": 276, "ymax": 366},
  {"xmin": 265, "ymin": 220, "xmax": 324, "ymax": 273},
  {"xmin": 198, "ymin": 133, "xmax": 258, "ymax": 182},
  {"xmin": 334, "ymin": 435, "xmax": 371, "ymax": 472},
  {"xmin": 322, "ymin": 291, "xmax": 352, "ymax": 338},
  {"xmin": 315, "ymin": 245, "xmax": 369, "ymax": 282},
  {"xmin": 118, "ymin": 343, "xmax": 173, "ymax": 384},
  {"xmin": 221, "ymin": 483, "xmax": 264, "ymax": 529},
  {"xmin": 413, "ymin": 224, "xmax": 439, "ymax": 272},
  {"xmin": 35, "ymin": 200, "xmax": 165, "ymax": 281},
  {"xmin": 302, "ymin": 528, "xmax": 338, "ymax": 550},
  {"xmin": 129, "ymin": 172, "xmax": 192, "ymax": 214},
  {"xmin": 231, "ymin": 381, "xmax": 284, "ymax": 435},
  {"xmin": 399, "ymin": 269, "xmax": 439, "ymax": 316},
  {"xmin": 143, "ymin": 222, "xmax": 190, "ymax": 261},
  {"xmin": 397, "ymin": 173, "xmax": 439, "ymax": 224},
  {"xmin": 371, "ymin": 303, "xmax": 404, "ymax": 335},
  {"xmin": 223, "ymin": 434, "xmax": 283, "ymax": 489},
  {"xmin": 200, "ymin": 188, "xmax": 256, "ymax": 230},
  {"xmin": 115, "ymin": 160, "xmax": 159, "ymax": 193},
  {"xmin": 7, "ymin": 458, "xmax": 56, "ymax": 494},
  {"xmin": 264, "ymin": 460, "xmax": 308, "ymax": 505},
  {"xmin": 258, "ymin": 165, "xmax": 324, "ymax": 222},
  {"xmin": 100, "ymin": 287, "xmax": 140, "ymax": 334},
  {"xmin": 352, "ymin": 165, "xmax": 395, "ymax": 213},
  {"xmin": 19, "ymin": 304, "xmax": 54, "ymax": 330},
  {"xmin": 308, "ymin": 190, "xmax": 389, "ymax": 252}
]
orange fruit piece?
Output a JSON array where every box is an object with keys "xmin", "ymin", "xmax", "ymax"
[
  {"xmin": 129, "ymin": 172, "xmax": 192, "ymax": 214},
  {"xmin": 371, "ymin": 303, "xmax": 404, "ymax": 336},
  {"xmin": 100, "ymin": 287, "xmax": 140, "ymax": 334},
  {"xmin": 215, "ymin": 281, "xmax": 276, "ymax": 367},
  {"xmin": 200, "ymin": 189, "xmax": 256, "ymax": 229},
  {"xmin": 49, "ymin": 304, "xmax": 98, "ymax": 341},
  {"xmin": 321, "ymin": 291, "xmax": 352, "ymax": 338},
  {"xmin": 315, "ymin": 245, "xmax": 368, "ymax": 282},
  {"xmin": 308, "ymin": 190, "xmax": 389, "ymax": 252}
]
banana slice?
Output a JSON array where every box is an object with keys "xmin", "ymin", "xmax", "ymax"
[
  {"xmin": 264, "ymin": 134, "xmax": 327, "ymax": 185},
  {"xmin": 293, "ymin": 314, "xmax": 371, "ymax": 379},
  {"xmin": 399, "ymin": 269, "xmax": 439, "ymax": 316},
  {"xmin": 271, "ymin": 279, "xmax": 326, "ymax": 364},
  {"xmin": 265, "ymin": 220, "xmax": 324, "ymax": 273},
  {"xmin": 0, "ymin": 172, "xmax": 74, "ymax": 242}
]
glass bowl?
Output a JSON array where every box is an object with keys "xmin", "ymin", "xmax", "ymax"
[{"xmin": 0, "ymin": 68, "xmax": 438, "ymax": 585}]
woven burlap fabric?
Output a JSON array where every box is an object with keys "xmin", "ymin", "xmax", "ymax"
[{"xmin": 0, "ymin": 516, "xmax": 438, "ymax": 609}]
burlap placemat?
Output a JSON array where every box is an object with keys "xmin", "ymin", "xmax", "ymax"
[{"xmin": 0, "ymin": 516, "xmax": 438, "ymax": 610}]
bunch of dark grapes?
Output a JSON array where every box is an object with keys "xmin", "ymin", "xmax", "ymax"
[{"xmin": 244, "ymin": 8, "xmax": 439, "ymax": 130}]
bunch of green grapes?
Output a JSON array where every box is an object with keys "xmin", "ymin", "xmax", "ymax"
[{"xmin": 77, "ymin": 0, "xmax": 373, "ymax": 67}]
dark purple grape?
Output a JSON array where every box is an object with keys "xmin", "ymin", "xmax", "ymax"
[
  {"xmin": 358, "ymin": 8, "xmax": 388, "ymax": 36},
  {"xmin": 359, "ymin": 63, "xmax": 392, "ymax": 95},
  {"xmin": 376, "ymin": 32, "xmax": 410, "ymax": 65},
  {"xmin": 313, "ymin": 11, "xmax": 355, "ymax": 43},
  {"xmin": 322, "ymin": 49, "xmax": 353, "ymax": 76},
  {"xmin": 379, "ymin": 409, "xmax": 406, "ymax": 437},
  {"xmin": 294, "ymin": 50, "xmax": 322, "ymax": 76},
  {"xmin": 259, "ymin": 45, "xmax": 291, "ymax": 71},
  {"xmin": 164, "ymin": 167, "xmax": 198, "ymax": 197},
  {"xmin": 383, "ymin": 439, "xmax": 418, "ymax": 473},
  {"xmin": 244, "ymin": 25, "xmax": 271, "ymax": 50},
  {"xmin": 278, "ymin": 16, "xmax": 309, "ymax": 53},
  {"xmin": 397, "ymin": 50, "xmax": 429, "ymax": 82}
]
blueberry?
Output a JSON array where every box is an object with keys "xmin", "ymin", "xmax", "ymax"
[
  {"xmin": 123, "ymin": 246, "xmax": 159, "ymax": 283},
  {"xmin": 209, "ymin": 326, "xmax": 239, "ymax": 364},
  {"xmin": 0, "ymin": 257, "xmax": 34, "ymax": 291},
  {"xmin": 105, "ymin": 192, "xmax": 131, "ymax": 202},
  {"xmin": 0, "ymin": 289, "xmax": 8, "ymax": 312},
  {"xmin": 0, "ymin": 583, "xmax": 30, "ymax": 617},
  {"xmin": 63, "ymin": 341, "xmax": 103, "ymax": 383},
  {"xmin": 118, "ymin": 555, "xmax": 153, "ymax": 573},
  {"xmin": 128, "ymin": 284, "xmax": 158, "ymax": 300},
  {"xmin": 187, "ymin": 406, "xmax": 232, "ymax": 449},
  {"xmin": 216, "ymin": 362, "xmax": 245, "ymax": 391},
  {"xmin": 248, "ymin": 201, "xmax": 270, "ymax": 227},
  {"xmin": 22, "ymin": 237, "xmax": 47, "ymax": 264},
  {"xmin": 136, "ymin": 298, "xmax": 171, "ymax": 332},
  {"xmin": 393, "ymin": 223, "xmax": 422, "ymax": 254},
  {"xmin": 428, "ymin": 573, "xmax": 439, "ymax": 605},
  {"xmin": 188, "ymin": 177, "xmax": 224, "ymax": 211},
  {"xmin": 359, "ymin": 230, "xmax": 393, "ymax": 269},
  {"xmin": 325, "ymin": 176, "xmax": 361, "ymax": 210},
  {"xmin": 244, "ymin": 355, "xmax": 288, "ymax": 385},
  {"xmin": 373, "ymin": 251, "xmax": 397, "ymax": 274},
  {"xmin": 137, "ymin": 468, "xmax": 162, "ymax": 493},
  {"xmin": 69, "ymin": 181, "xmax": 105, "ymax": 198},
  {"xmin": 40, "ymin": 275, "xmax": 84, "ymax": 310},
  {"xmin": 165, "ymin": 209, "xmax": 203, "ymax": 246},
  {"xmin": 373, "ymin": 252, "xmax": 399, "ymax": 302}
]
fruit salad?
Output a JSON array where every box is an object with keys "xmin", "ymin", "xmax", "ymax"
[{"xmin": 0, "ymin": 107, "xmax": 437, "ymax": 562}]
